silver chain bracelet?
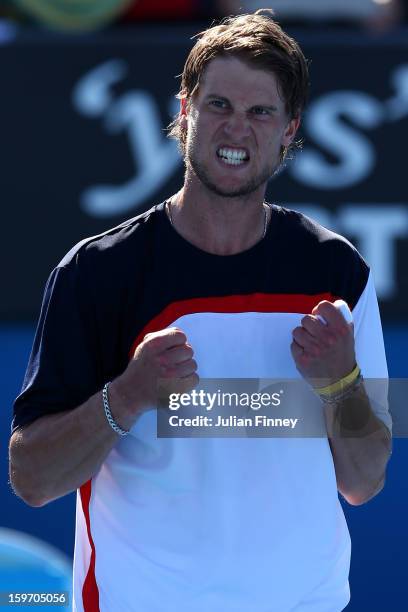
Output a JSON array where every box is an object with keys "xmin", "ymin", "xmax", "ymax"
[{"xmin": 102, "ymin": 382, "xmax": 129, "ymax": 437}]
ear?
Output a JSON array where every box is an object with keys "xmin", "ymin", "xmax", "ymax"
[
  {"xmin": 179, "ymin": 97, "xmax": 188, "ymax": 128},
  {"xmin": 180, "ymin": 97, "xmax": 188, "ymax": 116},
  {"xmin": 282, "ymin": 115, "xmax": 301, "ymax": 147}
]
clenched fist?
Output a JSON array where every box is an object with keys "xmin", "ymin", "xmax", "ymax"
[
  {"xmin": 108, "ymin": 327, "xmax": 199, "ymax": 430},
  {"xmin": 291, "ymin": 300, "xmax": 356, "ymax": 387}
]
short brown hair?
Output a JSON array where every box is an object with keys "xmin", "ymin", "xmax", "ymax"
[{"xmin": 168, "ymin": 9, "xmax": 310, "ymax": 159}]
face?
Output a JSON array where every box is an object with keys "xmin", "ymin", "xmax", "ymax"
[{"xmin": 180, "ymin": 55, "xmax": 300, "ymax": 199}]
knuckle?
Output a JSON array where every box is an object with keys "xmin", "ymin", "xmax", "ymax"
[
  {"xmin": 173, "ymin": 329, "xmax": 187, "ymax": 341},
  {"xmin": 132, "ymin": 344, "xmax": 142, "ymax": 359},
  {"xmin": 319, "ymin": 303, "xmax": 330, "ymax": 316},
  {"xmin": 181, "ymin": 346, "xmax": 193, "ymax": 360},
  {"xmin": 144, "ymin": 330, "xmax": 163, "ymax": 344},
  {"xmin": 145, "ymin": 335, "xmax": 160, "ymax": 350},
  {"xmin": 313, "ymin": 300, "xmax": 325, "ymax": 312}
]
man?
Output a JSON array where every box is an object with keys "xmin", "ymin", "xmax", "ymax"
[{"xmin": 10, "ymin": 10, "xmax": 391, "ymax": 612}]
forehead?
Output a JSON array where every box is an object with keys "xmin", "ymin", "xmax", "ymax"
[{"xmin": 196, "ymin": 55, "xmax": 284, "ymax": 106}]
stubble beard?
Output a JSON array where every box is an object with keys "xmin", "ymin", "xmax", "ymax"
[{"xmin": 185, "ymin": 139, "xmax": 280, "ymax": 199}]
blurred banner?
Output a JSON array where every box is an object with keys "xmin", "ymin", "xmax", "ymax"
[{"xmin": 0, "ymin": 27, "xmax": 407, "ymax": 320}]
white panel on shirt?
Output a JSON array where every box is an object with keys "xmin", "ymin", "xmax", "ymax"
[
  {"xmin": 75, "ymin": 281, "xmax": 391, "ymax": 610},
  {"xmin": 81, "ymin": 309, "xmax": 354, "ymax": 611},
  {"xmin": 352, "ymin": 270, "xmax": 392, "ymax": 432}
]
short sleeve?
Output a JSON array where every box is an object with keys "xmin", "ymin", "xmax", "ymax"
[
  {"xmin": 352, "ymin": 270, "xmax": 392, "ymax": 433},
  {"xmin": 12, "ymin": 253, "xmax": 103, "ymax": 432}
]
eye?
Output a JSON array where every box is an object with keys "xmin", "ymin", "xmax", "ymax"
[
  {"xmin": 251, "ymin": 106, "xmax": 271, "ymax": 116},
  {"xmin": 209, "ymin": 99, "xmax": 229, "ymax": 110}
]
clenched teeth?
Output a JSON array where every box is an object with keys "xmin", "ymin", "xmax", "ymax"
[{"xmin": 217, "ymin": 148, "xmax": 249, "ymax": 165}]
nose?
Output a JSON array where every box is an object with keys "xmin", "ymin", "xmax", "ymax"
[{"xmin": 223, "ymin": 111, "xmax": 251, "ymax": 140}]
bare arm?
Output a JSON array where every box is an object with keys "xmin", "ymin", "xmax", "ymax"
[
  {"xmin": 291, "ymin": 300, "xmax": 391, "ymax": 506},
  {"xmin": 323, "ymin": 382, "xmax": 392, "ymax": 505},
  {"xmin": 9, "ymin": 328, "xmax": 198, "ymax": 507},
  {"xmin": 9, "ymin": 387, "xmax": 124, "ymax": 507}
]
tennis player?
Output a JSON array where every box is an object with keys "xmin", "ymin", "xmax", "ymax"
[{"xmin": 10, "ymin": 10, "xmax": 392, "ymax": 611}]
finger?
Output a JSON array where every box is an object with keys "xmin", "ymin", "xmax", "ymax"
[
  {"xmin": 163, "ymin": 358, "xmax": 197, "ymax": 379},
  {"xmin": 162, "ymin": 344, "xmax": 194, "ymax": 366},
  {"xmin": 158, "ymin": 372, "xmax": 199, "ymax": 397},
  {"xmin": 144, "ymin": 327, "xmax": 188, "ymax": 352},
  {"xmin": 312, "ymin": 301, "xmax": 348, "ymax": 329},
  {"xmin": 177, "ymin": 358, "xmax": 198, "ymax": 378},
  {"xmin": 177, "ymin": 372, "xmax": 200, "ymax": 394},
  {"xmin": 301, "ymin": 315, "xmax": 336, "ymax": 347},
  {"xmin": 292, "ymin": 326, "xmax": 320, "ymax": 354},
  {"xmin": 301, "ymin": 314, "xmax": 325, "ymax": 337},
  {"xmin": 290, "ymin": 339, "xmax": 304, "ymax": 360}
]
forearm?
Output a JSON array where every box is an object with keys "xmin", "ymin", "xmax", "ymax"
[
  {"xmin": 9, "ymin": 381, "xmax": 139, "ymax": 507},
  {"xmin": 324, "ymin": 382, "xmax": 392, "ymax": 505}
]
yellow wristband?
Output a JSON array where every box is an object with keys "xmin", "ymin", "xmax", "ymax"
[{"xmin": 315, "ymin": 364, "xmax": 361, "ymax": 397}]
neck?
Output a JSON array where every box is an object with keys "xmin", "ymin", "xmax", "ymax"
[{"xmin": 167, "ymin": 176, "xmax": 270, "ymax": 256}]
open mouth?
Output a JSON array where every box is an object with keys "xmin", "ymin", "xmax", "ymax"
[{"xmin": 216, "ymin": 147, "xmax": 249, "ymax": 166}]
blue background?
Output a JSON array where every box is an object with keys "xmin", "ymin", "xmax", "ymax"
[{"xmin": 2, "ymin": 324, "xmax": 407, "ymax": 610}]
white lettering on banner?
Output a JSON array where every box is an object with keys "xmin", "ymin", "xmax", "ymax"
[
  {"xmin": 386, "ymin": 65, "xmax": 408, "ymax": 121},
  {"xmin": 72, "ymin": 60, "xmax": 182, "ymax": 217},
  {"xmin": 72, "ymin": 61, "xmax": 408, "ymax": 211},
  {"xmin": 72, "ymin": 59, "xmax": 128, "ymax": 117},
  {"xmin": 292, "ymin": 204, "xmax": 408, "ymax": 300},
  {"xmin": 339, "ymin": 206, "xmax": 408, "ymax": 299},
  {"xmin": 291, "ymin": 64, "xmax": 408, "ymax": 189},
  {"xmin": 290, "ymin": 91, "xmax": 384, "ymax": 189},
  {"xmin": 72, "ymin": 61, "xmax": 408, "ymax": 212}
]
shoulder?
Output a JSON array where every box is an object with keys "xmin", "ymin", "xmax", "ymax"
[
  {"xmin": 48, "ymin": 203, "xmax": 166, "ymax": 298},
  {"xmin": 59, "ymin": 203, "xmax": 164, "ymax": 268},
  {"xmin": 272, "ymin": 205, "xmax": 370, "ymax": 307},
  {"xmin": 274, "ymin": 204, "xmax": 368, "ymax": 270}
]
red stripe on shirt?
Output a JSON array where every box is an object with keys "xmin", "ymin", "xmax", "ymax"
[
  {"xmin": 128, "ymin": 292, "xmax": 338, "ymax": 357},
  {"xmin": 80, "ymin": 480, "xmax": 100, "ymax": 612}
]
